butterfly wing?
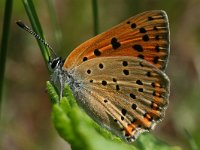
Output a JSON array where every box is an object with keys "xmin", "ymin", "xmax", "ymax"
[
  {"xmin": 64, "ymin": 10, "xmax": 169, "ymax": 71},
  {"xmin": 70, "ymin": 56, "xmax": 169, "ymax": 141}
]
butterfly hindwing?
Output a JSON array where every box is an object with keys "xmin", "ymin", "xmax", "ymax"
[
  {"xmin": 70, "ymin": 56, "xmax": 170, "ymax": 141},
  {"xmin": 64, "ymin": 10, "xmax": 170, "ymax": 71}
]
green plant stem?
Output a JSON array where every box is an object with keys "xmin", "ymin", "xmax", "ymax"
[
  {"xmin": 22, "ymin": 0, "xmax": 50, "ymax": 66},
  {"xmin": 92, "ymin": 0, "xmax": 99, "ymax": 35},
  {"xmin": 0, "ymin": 0, "xmax": 13, "ymax": 119}
]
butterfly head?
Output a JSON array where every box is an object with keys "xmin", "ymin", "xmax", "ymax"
[{"xmin": 48, "ymin": 57, "xmax": 64, "ymax": 72}]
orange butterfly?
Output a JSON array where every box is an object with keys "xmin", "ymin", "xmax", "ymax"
[{"xmin": 17, "ymin": 10, "xmax": 170, "ymax": 142}]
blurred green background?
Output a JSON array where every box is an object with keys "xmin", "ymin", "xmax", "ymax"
[{"xmin": 0, "ymin": 0, "xmax": 200, "ymax": 149}]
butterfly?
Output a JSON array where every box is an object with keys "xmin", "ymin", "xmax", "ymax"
[{"xmin": 17, "ymin": 10, "xmax": 170, "ymax": 142}]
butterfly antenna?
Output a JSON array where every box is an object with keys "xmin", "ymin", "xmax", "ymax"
[{"xmin": 16, "ymin": 20, "xmax": 57, "ymax": 58}]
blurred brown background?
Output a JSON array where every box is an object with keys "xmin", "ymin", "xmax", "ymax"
[{"xmin": 0, "ymin": 0, "xmax": 200, "ymax": 149}]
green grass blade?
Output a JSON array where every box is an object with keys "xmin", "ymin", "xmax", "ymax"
[
  {"xmin": 46, "ymin": 0, "xmax": 63, "ymax": 52},
  {"xmin": 184, "ymin": 129, "xmax": 199, "ymax": 150},
  {"xmin": 92, "ymin": 0, "xmax": 99, "ymax": 35},
  {"xmin": 0, "ymin": 0, "xmax": 13, "ymax": 118},
  {"xmin": 22, "ymin": 0, "xmax": 50, "ymax": 66}
]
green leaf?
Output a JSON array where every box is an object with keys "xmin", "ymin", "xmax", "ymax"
[{"xmin": 135, "ymin": 133, "xmax": 182, "ymax": 150}]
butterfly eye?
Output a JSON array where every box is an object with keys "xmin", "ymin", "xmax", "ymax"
[{"xmin": 48, "ymin": 57, "xmax": 63, "ymax": 71}]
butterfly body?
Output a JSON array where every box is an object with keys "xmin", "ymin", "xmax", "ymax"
[{"xmin": 50, "ymin": 10, "xmax": 170, "ymax": 142}]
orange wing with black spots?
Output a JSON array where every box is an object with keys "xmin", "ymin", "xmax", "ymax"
[
  {"xmin": 61, "ymin": 10, "xmax": 170, "ymax": 142},
  {"xmin": 64, "ymin": 10, "xmax": 169, "ymax": 71}
]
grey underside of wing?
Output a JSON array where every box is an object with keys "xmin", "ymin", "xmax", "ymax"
[{"xmin": 69, "ymin": 56, "xmax": 170, "ymax": 139}]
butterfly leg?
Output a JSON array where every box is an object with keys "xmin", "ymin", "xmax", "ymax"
[{"xmin": 58, "ymin": 73, "xmax": 64, "ymax": 101}]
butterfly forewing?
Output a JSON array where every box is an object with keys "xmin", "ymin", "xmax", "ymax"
[
  {"xmin": 70, "ymin": 56, "xmax": 169, "ymax": 141},
  {"xmin": 64, "ymin": 10, "xmax": 169, "ymax": 71}
]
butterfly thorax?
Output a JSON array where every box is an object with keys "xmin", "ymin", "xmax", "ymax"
[{"xmin": 49, "ymin": 57, "xmax": 76, "ymax": 96}]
